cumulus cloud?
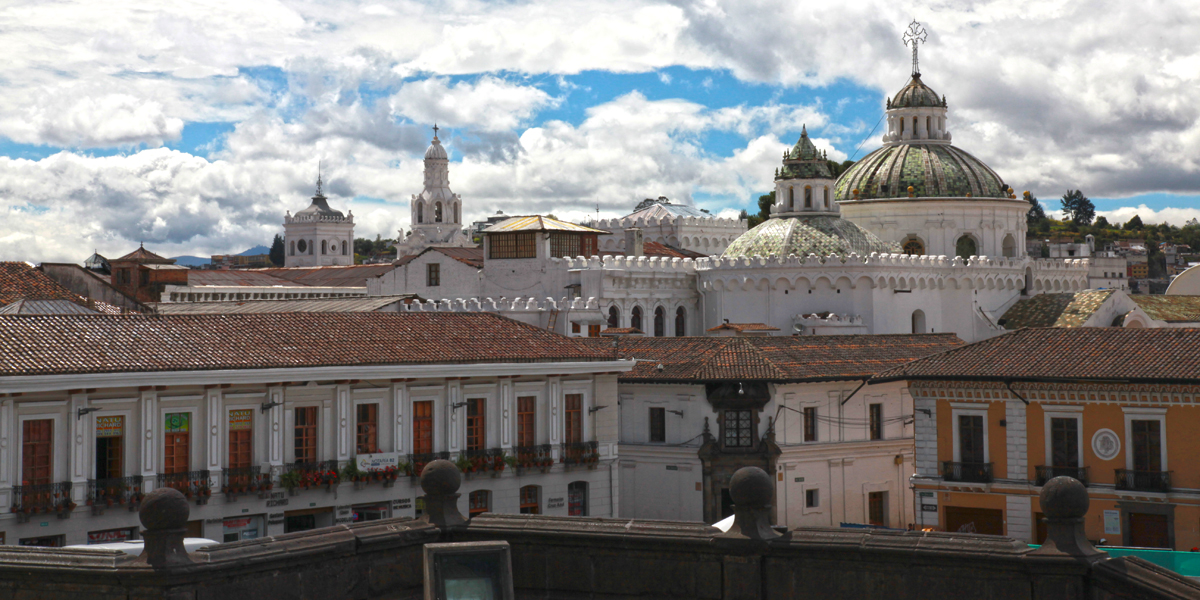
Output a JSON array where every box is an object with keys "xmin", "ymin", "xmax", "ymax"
[{"xmin": 390, "ymin": 77, "xmax": 558, "ymax": 132}]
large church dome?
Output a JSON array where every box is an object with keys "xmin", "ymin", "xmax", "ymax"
[
  {"xmin": 834, "ymin": 144, "xmax": 1008, "ymax": 201},
  {"xmin": 722, "ymin": 215, "xmax": 899, "ymax": 258}
]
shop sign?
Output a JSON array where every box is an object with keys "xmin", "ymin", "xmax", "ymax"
[
  {"xmin": 266, "ymin": 492, "xmax": 288, "ymax": 508},
  {"xmin": 546, "ymin": 497, "xmax": 565, "ymax": 509},
  {"xmin": 95, "ymin": 416, "xmax": 124, "ymax": 438},
  {"xmin": 1104, "ymin": 510, "xmax": 1121, "ymax": 535},
  {"xmin": 921, "ymin": 504, "xmax": 937, "ymax": 513},
  {"xmin": 268, "ymin": 512, "xmax": 285, "ymax": 525},
  {"xmin": 223, "ymin": 518, "xmax": 252, "ymax": 529},
  {"xmin": 356, "ymin": 452, "xmax": 401, "ymax": 472},
  {"xmin": 394, "ymin": 498, "xmax": 412, "ymax": 510},
  {"xmin": 229, "ymin": 409, "xmax": 252, "ymax": 431},
  {"xmin": 165, "ymin": 413, "xmax": 190, "ymax": 433},
  {"xmin": 87, "ymin": 528, "xmax": 134, "ymax": 544},
  {"xmin": 335, "ymin": 505, "xmax": 354, "ymax": 525}
]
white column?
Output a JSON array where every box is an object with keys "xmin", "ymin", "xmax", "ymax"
[
  {"xmin": 392, "ymin": 382, "xmax": 407, "ymax": 454},
  {"xmin": 549, "ymin": 377, "xmax": 562, "ymax": 445},
  {"xmin": 207, "ymin": 389, "xmax": 223, "ymax": 474},
  {"xmin": 140, "ymin": 391, "xmax": 158, "ymax": 479},
  {"xmin": 267, "ymin": 386, "xmax": 284, "ymax": 467},
  {"xmin": 69, "ymin": 392, "xmax": 88, "ymax": 500},
  {"xmin": 500, "ymin": 379, "xmax": 513, "ymax": 449},
  {"xmin": 336, "ymin": 384, "xmax": 351, "ymax": 461}
]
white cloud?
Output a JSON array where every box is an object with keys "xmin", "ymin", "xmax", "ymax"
[{"xmin": 390, "ymin": 77, "xmax": 558, "ymax": 132}]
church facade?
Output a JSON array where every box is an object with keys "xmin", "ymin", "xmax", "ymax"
[{"xmin": 283, "ymin": 176, "xmax": 355, "ymax": 267}]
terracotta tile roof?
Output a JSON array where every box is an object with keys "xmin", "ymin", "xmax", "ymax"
[
  {"xmin": 187, "ymin": 265, "xmax": 395, "ymax": 288},
  {"xmin": 483, "ymin": 216, "xmax": 609, "ymax": 234},
  {"xmin": 0, "ymin": 312, "xmax": 614, "ymax": 377},
  {"xmin": 112, "ymin": 246, "xmax": 174, "ymax": 264},
  {"xmin": 872, "ymin": 328, "xmax": 1200, "ymax": 384},
  {"xmin": 0, "ymin": 262, "xmax": 89, "ymax": 307},
  {"xmin": 185, "ymin": 270, "xmax": 293, "ymax": 287},
  {"xmin": 706, "ymin": 322, "xmax": 780, "ymax": 333},
  {"xmin": 1000, "ymin": 290, "xmax": 1114, "ymax": 329},
  {"xmin": 579, "ymin": 334, "xmax": 964, "ymax": 382},
  {"xmin": 0, "ymin": 299, "xmax": 97, "ymax": 315},
  {"xmin": 1128, "ymin": 295, "xmax": 1200, "ymax": 323},
  {"xmin": 394, "ymin": 247, "xmax": 484, "ymax": 269},
  {"xmin": 643, "ymin": 242, "xmax": 707, "ymax": 259},
  {"xmin": 600, "ymin": 327, "xmax": 643, "ymax": 335},
  {"xmin": 150, "ymin": 295, "xmax": 418, "ymax": 314}
]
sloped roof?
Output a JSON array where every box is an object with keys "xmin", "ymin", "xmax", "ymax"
[
  {"xmin": 1000, "ymin": 290, "xmax": 1115, "ymax": 329},
  {"xmin": 483, "ymin": 216, "xmax": 609, "ymax": 234},
  {"xmin": 187, "ymin": 265, "xmax": 395, "ymax": 288},
  {"xmin": 394, "ymin": 247, "xmax": 484, "ymax": 269},
  {"xmin": 112, "ymin": 246, "xmax": 174, "ymax": 264},
  {"xmin": 872, "ymin": 328, "xmax": 1200, "ymax": 384},
  {"xmin": 0, "ymin": 299, "xmax": 98, "ymax": 315},
  {"xmin": 623, "ymin": 199, "xmax": 711, "ymax": 220},
  {"xmin": 1128, "ymin": 295, "xmax": 1200, "ymax": 323},
  {"xmin": 580, "ymin": 334, "xmax": 963, "ymax": 382},
  {"xmin": 706, "ymin": 323, "xmax": 780, "ymax": 333},
  {"xmin": 185, "ymin": 270, "xmax": 295, "ymax": 287},
  {"xmin": 150, "ymin": 295, "xmax": 418, "ymax": 315},
  {"xmin": 0, "ymin": 262, "xmax": 89, "ymax": 307},
  {"xmin": 0, "ymin": 312, "xmax": 615, "ymax": 377}
]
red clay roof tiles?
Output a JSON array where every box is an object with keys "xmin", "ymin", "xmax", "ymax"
[
  {"xmin": 0, "ymin": 312, "xmax": 614, "ymax": 377},
  {"xmin": 0, "ymin": 262, "xmax": 89, "ymax": 307}
]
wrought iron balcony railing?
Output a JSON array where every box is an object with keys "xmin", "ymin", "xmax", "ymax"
[
  {"xmin": 561, "ymin": 441, "xmax": 600, "ymax": 466},
  {"xmin": 13, "ymin": 481, "xmax": 74, "ymax": 516},
  {"xmin": 408, "ymin": 452, "xmax": 450, "ymax": 479},
  {"xmin": 941, "ymin": 461, "xmax": 994, "ymax": 483},
  {"xmin": 156, "ymin": 470, "xmax": 212, "ymax": 500},
  {"xmin": 1115, "ymin": 468, "xmax": 1171, "ymax": 493},
  {"xmin": 87, "ymin": 476, "xmax": 143, "ymax": 508},
  {"xmin": 462, "ymin": 448, "xmax": 506, "ymax": 474},
  {"xmin": 1035, "ymin": 465, "xmax": 1089, "ymax": 486},
  {"xmin": 514, "ymin": 444, "xmax": 552, "ymax": 471},
  {"xmin": 222, "ymin": 467, "xmax": 271, "ymax": 495}
]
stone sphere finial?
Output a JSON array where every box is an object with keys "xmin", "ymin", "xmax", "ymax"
[
  {"xmin": 420, "ymin": 459, "xmax": 462, "ymax": 497},
  {"xmin": 1040, "ymin": 476, "xmax": 1089, "ymax": 519},
  {"xmin": 729, "ymin": 466, "xmax": 773, "ymax": 509},
  {"xmin": 139, "ymin": 487, "xmax": 189, "ymax": 531}
]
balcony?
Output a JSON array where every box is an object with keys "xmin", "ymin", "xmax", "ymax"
[
  {"xmin": 941, "ymin": 461, "xmax": 993, "ymax": 484},
  {"xmin": 157, "ymin": 470, "xmax": 212, "ymax": 504},
  {"xmin": 514, "ymin": 444, "xmax": 553, "ymax": 474},
  {"xmin": 222, "ymin": 467, "xmax": 272, "ymax": 500},
  {"xmin": 561, "ymin": 441, "xmax": 600, "ymax": 469},
  {"xmin": 459, "ymin": 448, "xmax": 508, "ymax": 477},
  {"xmin": 86, "ymin": 476, "xmax": 144, "ymax": 513},
  {"xmin": 1035, "ymin": 466, "xmax": 1089, "ymax": 487},
  {"xmin": 280, "ymin": 461, "xmax": 339, "ymax": 494},
  {"xmin": 1115, "ymin": 469, "xmax": 1171, "ymax": 493},
  {"xmin": 408, "ymin": 452, "xmax": 450, "ymax": 480},
  {"xmin": 12, "ymin": 481, "xmax": 75, "ymax": 522}
]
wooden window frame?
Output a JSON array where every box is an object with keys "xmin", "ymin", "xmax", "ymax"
[
  {"xmin": 803, "ymin": 407, "xmax": 817, "ymax": 442},
  {"xmin": 564, "ymin": 394, "xmax": 582, "ymax": 445},
  {"xmin": 468, "ymin": 490, "xmax": 490, "ymax": 517},
  {"xmin": 228, "ymin": 410, "xmax": 253, "ymax": 470},
  {"xmin": 488, "ymin": 232, "xmax": 537, "ymax": 259},
  {"xmin": 517, "ymin": 396, "xmax": 536, "ymax": 447},
  {"xmin": 356, "ymin": 403, "xmax": 379, "ymax": 455},
  {"xmin": 519, "ymin": 485, "xmax": 540, "ymax": 514},
  {"xmin": 293, "ymin": 406, "xmax": 318, "ymax": 464},
  {"xmin": 426, "ymin": 263, "xmax": 440, "ymax": 287},
  {"xmin": 724, "ymin": 409, "xmax": 753, "ymax": 448},
  {"xmin": 869, "ymin": 403, "xmax": 883, "ymax": 441},
  {"xmin": 163, "ymin": 412, "xmax": 191, "ymax": 475},
  {"xmin": 22, "ymin": 419, "xmax": 54, "ymax": 485},
  {"xmin": 466, "ymin": 398, "xmax": 486, "ymax": 451},
  {"xmin": 649, "ymin": 407, "xmax": 666, "ymax": 443},
  {"xmin": 412, "ymin": 400, "xmax": 434, "ymax": 455}
]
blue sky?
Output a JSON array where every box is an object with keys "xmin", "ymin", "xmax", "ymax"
[{"xmin": 0, "ymin": 0, "xmax": 1198, "ymax": 261}]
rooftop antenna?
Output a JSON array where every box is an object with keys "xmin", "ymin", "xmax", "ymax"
[{"xmin": 903, "ymin": 19, "xmax": 927, "ymax": 77}]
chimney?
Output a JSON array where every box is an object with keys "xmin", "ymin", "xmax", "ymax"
[{"xmin": 625, "ymin": 228, "xmax": 644, "ymax": 257}]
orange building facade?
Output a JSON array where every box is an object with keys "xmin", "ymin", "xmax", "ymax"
[{"xmin": 876, "ymin": 328, "xmax": 1200, "ymax": 550}]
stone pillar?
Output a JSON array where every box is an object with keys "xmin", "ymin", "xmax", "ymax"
[
  {"xmin": 718, "ymin": 466, "xmax": 780, "ymax": 541},
  {"xmin": 418, "ymin": 459, "xmax": 466, "ymax": 529},
  {"xmin": 137, "ymin": 487, "xmax": 193, "ymax": 568},
  {"xmin": 1029, "ymin": 476, "xmax": 1105, "ymax": 560}
]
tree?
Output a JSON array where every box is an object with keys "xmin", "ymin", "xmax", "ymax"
[
  {"xmin": 1025, "ymin": 192, "xmax": 1045, "ymax": 226},
  {"xmin": 1125, "ymin": 215, "xmax": 1143, "ymax": 230},
  {"xmin": 354, "ymin": 238, "xmax": 374, "ymax": 256},
  {"xmin": 1094, "ymin": 216, "xmax": 1109, "ymax": 229},
  {"xmin": 747, "ymin": 191, "xmax": 774, "ymax": 228},
  {"xmin": 269, "ymin": 234, "xmax": 285, "ymax": 266},
  {"xmin": 1060, "ymin": 189, "xmax": 1094, "ymax": 226}
]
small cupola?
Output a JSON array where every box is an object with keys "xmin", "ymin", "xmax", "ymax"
[{"xmin": 771, "ymin": 125, "xmax": 838, "ymax": 217}]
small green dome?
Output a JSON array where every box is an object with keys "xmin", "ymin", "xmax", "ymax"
[
  {"xmin": 889, "ymin": 74, "xmax": 944, "ymax": 109},
  {"xmin": 722, "ymin": 216, "xmax": 899, "ymax": 258},
  {"xmin": 834, "ymin": 144, "xmax": 1009, "ymax": 201}
]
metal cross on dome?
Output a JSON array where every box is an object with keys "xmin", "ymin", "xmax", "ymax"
[{"xmin": 903, "ymin": 20, "xmax": 928, "ymax": 77}]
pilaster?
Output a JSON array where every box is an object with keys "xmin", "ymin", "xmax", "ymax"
[
  {"xmin": 392, "ymin": 383, "xmax": 407, "ymax": 454},
  {"xmin": 141, "ymin": 390, "xmax": 158, "ymax": 478},
  {"xmin": 914, "ymin": 395, "xmax": 938, "ymax": 477},
  {"xmin": 336, "ymin": 384, "xmax": 351, "ymax": 461},
  {"xmin": 1005, "ymin": 400, "xmax": 1028, "ymax": 480},
  {"xmin": 267, "ymin": 386, "xmax": 283, "ymax": 467},
  {"xmin": 207, "ymin": 388, "xmax": 223, "ymax": 474},
  {"xmin": 70, "ymin": 392, "xmax": 89, "ymax": 500}
]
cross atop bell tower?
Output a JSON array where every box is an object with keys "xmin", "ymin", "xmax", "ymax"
[{"xmin": 903, "ymin": 20, "xmax": 928, "ymax": 77}]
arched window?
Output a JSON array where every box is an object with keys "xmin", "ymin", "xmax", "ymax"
[
  {"xmin": 289, "ymin": 240, "xmax": 295, "ymax": 256},
  {"xmin": 321, "ymin": 240, "xmax": 327, "ymax": 255},
  {"xmin": 607, "ymin": 306, "xmax": 620, "ymax": 328},
  {"xmin": 435, "ymin": 202, "xmax": 443, "ymax": 223},
  {"xmin": 1023, "ymin": 267, "xmax": 1032, "ymax": 295},
  {"xmin": 788, "ymin": 187, "xmax": 795, "ymax": 210},
  {"xmin": 519, "ymin": 485, "xmax": 540, "ymax": 514},
  {"xmin": 955, "ymin": 235, "xmax": 978, "ymax": 259},
  {"xmin": 568, "ymin": 481, "xmax": 588, "ymax": 516},
  {"xmin": 469, "ymin": 490, "xmax": 490, "ymax": 517},
  {"xmin": 417, "ymin": 202, "xmax": 424, "ymax": 224},
  {"xmin": 341, "ymin": 240, "xmax": 348, "ymax": 255},
  {"xmin": 308, "ymin": 240, "xmax": 314, "ymax": 255},
  {"xmin": 900, "ymin": 118, "xmax": 905, "ymax": 133},
  {"xmin": 630, "ymin": 306, "xmax": 643, "ymax": 332},
  {"xmin": 912, "ymin": 310, "xmax": 926, "ymax": 334},
  {"xmin": 654, "ymin": 307, "xmax": 665, "ymax": 337},
  {"xmin": 804, "ymin": 186, "xmax": 812, "ymax": 208},
  {"xmin": 926, "ymin": 116, "xmax": 932, "ymax": 136},
  {"xmin": 675, "ymin": 307, "xmax": 686, "ymax": 337},
  {"xmin": 1002, "ymin": 234, "xmax": 1016, "ymax": 258},
  {"xmin": 823, "ymin": 187, "xmax": 829, "ymax": 208},
  {"xmin": 912, "ymin": 117, "xmax": 917, "ymax": 133},
  {"xmin": 902, "ymin": 237, "xmax": 925, "ymax": 256}
]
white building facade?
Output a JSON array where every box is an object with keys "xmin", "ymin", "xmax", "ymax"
[
  {"xmin": 283, "ymin": 176, "xmax": 355, "ymax": 267},
  {"xmin": 585, "ymin": 196, "xmax": 746, "ymax": 256},
  {"xmin": 394, "ymin": 128, "xmax": 473, "ymax": 257}
]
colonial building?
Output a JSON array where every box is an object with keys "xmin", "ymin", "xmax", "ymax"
[
  {"xmin": 581, "ymin": 333, "xmax": 963, "ymax": 527},
  {"xmin": 584, "ymin": 196, "xmax": 746, "ymax": 256},
  {"xmin": 0, "ymin": 312, "xmax": 627, "ymax": 547},
  {"xmin": 876, "ymin": 327, "xmax": 1200, "ymax": 550},
  {"xmin": 283, "ymin": 176, "xmax": 355, "ymax": 267},
  {"xmin": 105, "ymin": 246, "xmax": 189, "ymax": 304},
  {"xmin": 393, "ymin": 127, "xmax": 473, "ymax": 257}
]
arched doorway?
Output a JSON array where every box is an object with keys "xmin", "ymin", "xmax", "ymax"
[
  {"xmin": 912, "ymin": 310, "xmax": 926, "ymax": 334},
  {"xmin": 955, "ymin": 235, "xmax": 978, "ymax": 259}
]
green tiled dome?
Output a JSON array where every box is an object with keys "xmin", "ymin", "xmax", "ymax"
[
  {"xmin": 722, "ymin": 216, "xmax": 900, "ymax": 258},
  {"xmin": 889, "ymin": 74, "xmax": 944, "ymax": 109},
  {"xmin": 834, "ymin": 143, "xmax": 1008, "ymax": 201}
]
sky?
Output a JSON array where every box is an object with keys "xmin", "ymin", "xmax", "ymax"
[{"xmin": 1, "ymin": 0, "xmax": 1199, "ymax": 262}]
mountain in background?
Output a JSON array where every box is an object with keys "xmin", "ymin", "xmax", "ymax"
[{"xmin": 169, "ymin": 245, "xmax": 271, "ymax": 267}]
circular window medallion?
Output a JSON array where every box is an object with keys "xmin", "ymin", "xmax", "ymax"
[
  {"xmin": 1091, "ymin": 428, "xmax": 1120, "ymax": 461},
  {"xmin": 297, "ymin": 239, "xmax": 308, "ymax": 253}
]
